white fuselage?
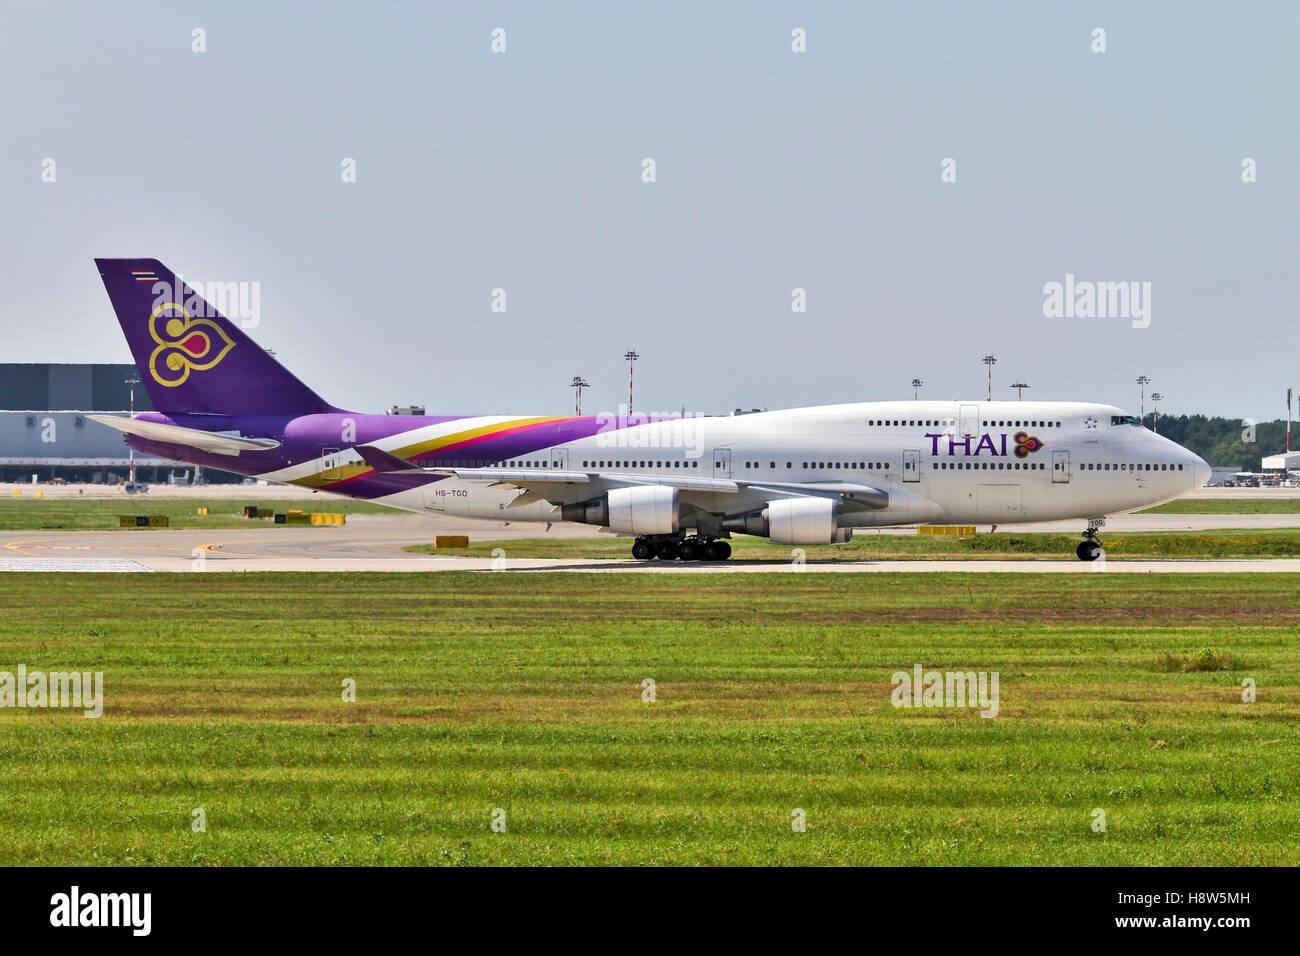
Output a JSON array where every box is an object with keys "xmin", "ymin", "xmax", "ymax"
[{"xmin": 268, "ymin": 401, "xmax": 1210, "ymax": 531}]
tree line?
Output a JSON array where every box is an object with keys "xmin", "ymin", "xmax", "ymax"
[{"xmin": 1149, "ymin": 414, "xmax": 1289, "ymax": 470}]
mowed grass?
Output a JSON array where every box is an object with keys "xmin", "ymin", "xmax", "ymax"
[
  {"xmin": 1141, "ymin": 498, "xmax": 1300, "ymax": 514},
  {"xmin": 0, "ymin": 497, "xmax": 394, "ymax": 530},
  {"xmin": 410, "ymin": 527, "xmax": 1300, "ymax": 560},
  {"xmin": 0, "ymin": 573, "xmax": 1296, "ymax": 866}
]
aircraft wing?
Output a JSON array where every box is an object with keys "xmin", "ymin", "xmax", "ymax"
[
  {"xmin": 744, "ymin": 480, "xmax": 889, "ymax": 509},
  {"xmin": 89, "ymin": 415, "xmax": 281, "ymax": 457},
  {"xmin": 354, "ymin": 444, "xmax": 886, "ymax": 508},
  {"xmin": 356, "ymin": 445, "xmax": 735, "ymax": 490}
]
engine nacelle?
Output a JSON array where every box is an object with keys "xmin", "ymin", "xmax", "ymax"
[
  {"xmin": 722, "ymin": 496, "xmax": 842, "ymax": 541},
  {"xmin": 723, "ymin": 498, "xmax": 844, "ymax": 544},
  {"xmin": 560, "ymin": 486, "xmax": 679, "ymax": 535},
  {"xmin": 608, "ymin": 486, "xmax": 678, "ymax": 534},
  {"xmin": 767, "ymin": 497, "xmax": 839, "ymax": 545}
]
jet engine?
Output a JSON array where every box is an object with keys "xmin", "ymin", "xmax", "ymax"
[
  {"xmin": 560, "ymin": 486, "xmax": 679, "ymax": 535},
  {"xmin": 721, "ymin": 497, "xmax": 851, "ymax": 545}
]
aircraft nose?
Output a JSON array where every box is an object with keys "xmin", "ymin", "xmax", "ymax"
[{"xmin": 1190, "ymin": 453, "xmax": 1211, "ymax": 488}]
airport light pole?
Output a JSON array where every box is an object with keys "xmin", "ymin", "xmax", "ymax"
[
  {"xmin": 1136, "ymin": 375, "xmax": 1150, "ymax": 424},
  {"xmin": 624, "ymin": 350, "xmax": 639, "ymax": 410},
  {"xmin": 1150, "ymin": 392, "xmax": 1163, "ymax": 433},
  {"xmin": 1288, "ymin": 388, "xmax": 1293, "ymax": 452},
  {"xmin": 1009, "ymin": 381, "xmax": 1029, "ymax": 400},
  {"xmin": 982, "ymin": 354, "xmax": 996, "ymax": 401},
  {"xmin": 570, "ymin": 376, "xmax": 590, "ymax": 416},
  {"xmin": 125, "ymin": 374, "xmax": 139, "ymax": 486},
  {"xmin": 911, "ymin": 378, "xmax": 923, "ymax": 401}
]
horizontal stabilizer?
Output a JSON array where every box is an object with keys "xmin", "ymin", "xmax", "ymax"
[
  {"xmin": 354, "ymin": 444, "xmax": 422, "ymax": 474},
  {"xmin": 89, "ymin": 415, "xmax": 280, "ymax": 457}
]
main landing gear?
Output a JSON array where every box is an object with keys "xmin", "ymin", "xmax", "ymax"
[
  {"xmin": 1076, "ymin": 518, "xmax": 1105, "ymax": 561},
  {"xmin": 632, "ymin": 535, "xmax": 732, "ymax": 561}
]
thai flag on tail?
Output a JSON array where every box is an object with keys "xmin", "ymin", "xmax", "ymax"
[{"xmin": 131, "ymin": 269, "xmax": 158, "ymax": 282}]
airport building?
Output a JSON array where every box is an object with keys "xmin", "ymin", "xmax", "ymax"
[{"xmin": 0, "ymin": 363, "xmax": 224, "ymax": 484}]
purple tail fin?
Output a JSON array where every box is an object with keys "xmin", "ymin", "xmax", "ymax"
[{"xmin": 95, "ymin": 258, "xmax": 332, "ymax": 416}]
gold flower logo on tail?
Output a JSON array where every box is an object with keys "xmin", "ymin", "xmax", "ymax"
[{"xmin": 147, "ymin": 303, "xmax": 236, "ymax": 387}]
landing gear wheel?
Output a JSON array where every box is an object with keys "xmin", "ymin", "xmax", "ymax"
[
  {"xmin": 678, "ymin": 539, "xmax": 700, "ymax": 561},
  {"xmin": 700, "ymin": 540, "xmax": 731, "ymax": 561},
  {"xmin": 1076, "ymin": 540, "xmax": 1102, "ymax": 562},
  {"xmin": 631, "ymin": 539, "xmax": 653, "ymax": 560},
  {"xmin": 655, "ymin": 541, "xmax": 680, "ymax": 561}
]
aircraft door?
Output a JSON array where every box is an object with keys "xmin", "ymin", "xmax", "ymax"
[
  {"xmin": 551, "ymin": 448, "xmax": 568, "ymax": 470},
  {"xmin": 713, "ymin": 448, "xmax": 732, "ymax": 478},
  {"xmin": 320, "ymin": 447, "xmax": 342, "ymax": 482},
  {"xmin": 903, "ymin": 449, "xmax": 920, "ymax": 482},
  {"xmin": 1052, "ymin": 449, "xmax": 1070, "ymax": 483},
  {"xmin": 959, "ymin": 404, "xmax": 979, "ymax": 437}
]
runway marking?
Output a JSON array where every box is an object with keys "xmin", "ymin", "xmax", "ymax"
[
  {"xmin": 0, "ymin": 558, "xmax": 152, "ymax": 573},
  {"xmin": 197, "ymin": 540, "xmax": 314, "ymax": 560},
  {"xmin": 193, "ymin": 532, "xmax": 444, "ymax": 560}
]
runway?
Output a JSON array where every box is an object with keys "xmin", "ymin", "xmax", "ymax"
[{"xmin": 4, "ymin": 511, "xmax": 1300, "ymax": 573}]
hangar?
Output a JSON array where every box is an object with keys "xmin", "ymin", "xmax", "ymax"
[{"xmin": 0, "ymin": 363, "xmax": 202, "ymax": 483}]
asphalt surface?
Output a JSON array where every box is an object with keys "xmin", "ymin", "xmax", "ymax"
[{"xmin": 3, "ymin": 509, "xmax": 1300, "ymax": 572}]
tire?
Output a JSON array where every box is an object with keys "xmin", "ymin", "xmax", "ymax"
[
  {"xmin": 678, "ymin": 540, "xmax": 700, "ymax": 561},
  {"xmin": 713, "ymin": 540, "xmax": 732, "ymax": 560},
  {"xmin": 702, "ymin": 541, "xmax": 724, "ymax": 561},
  {"xmin": 1076, "ymin": 540, "xmax": 1101, "ymax": 562},
  {"xmin": 655, "ymin": 541, "xmax": 680, "ymax": 561},
  {"xmin": 631, "ymin": 540, "xmax": 653, "ymax": 560}
]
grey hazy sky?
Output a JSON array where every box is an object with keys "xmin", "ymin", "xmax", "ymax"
[{"xmin": 3, "ymin": 1, "xmax": 1296, "ymax": 419}]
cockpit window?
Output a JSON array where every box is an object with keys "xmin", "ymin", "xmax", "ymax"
[{"xmin": 1110, "ymin": 415, "xmax": 1141, "ymax": 426}]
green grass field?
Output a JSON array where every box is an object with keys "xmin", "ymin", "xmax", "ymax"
[
  {"xmin": 0, "ymin": 573, "xmax": 1295, "ymax": 866},
  {"xmin": 3, "ymin": 492, "xmax": 1295, "ymax": 531},
  {"xmin": 0, "ymin": 496, "xmax": 394, "ymax": 530},
  {"xmin": 1140, "ymin": 499, "xmax": 1300, "ymax": 514},
  {"xmin": 410, "ymin": 527, "xmax": 1300, "ymax": 560}
]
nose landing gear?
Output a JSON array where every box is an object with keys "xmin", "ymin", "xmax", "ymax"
[{"xmin": 1076, "ymin": 518, "xmax": 1105, "ymax": 561}]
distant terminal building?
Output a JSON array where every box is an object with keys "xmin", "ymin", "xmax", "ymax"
[
  {"xmin": 0, "ymin": 363, "xmax": 220, "ymax": 484},
  {"xmin": 1261, "ymin": 451, "xmax": 1300, "ymax": 473}
]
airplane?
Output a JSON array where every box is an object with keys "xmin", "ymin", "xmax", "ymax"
[{"xmin": 91, "ymin": 258, "xmax": 1211, "ymax": 562}]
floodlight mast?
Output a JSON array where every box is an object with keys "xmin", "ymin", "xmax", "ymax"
[
  {"xmin": 570, "ymin": 376, "xmax": 590, "ymax": 416},
  {"xmin": 624, "ymin": 350, "xmax": 639, "ymax": 410},
  {"xmin": 1136, "ymin": 375, "xmax": 1150, "ymax": 424},
  {"xmin": 125, "ymin": 374, "xmax": 139, "ymax": 485}
]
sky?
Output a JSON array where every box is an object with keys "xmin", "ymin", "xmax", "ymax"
[{"xmin": 1, "ymin": 1, "xmax": 1296, "ymax": 420}]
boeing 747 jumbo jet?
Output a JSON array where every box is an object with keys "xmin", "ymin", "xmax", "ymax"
[{"xmin": 92, "ymin": 259, "xmax": 1210, "ymax": 562}]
